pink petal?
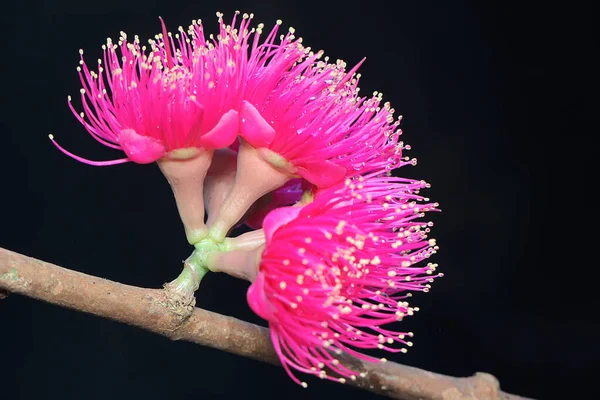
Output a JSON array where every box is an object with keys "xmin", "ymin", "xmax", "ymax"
[
  {"xmin": 247, "ymin": 272, "xmax": 276, "ymax": 320},
  {"xmin": 239, "ymin": 100, "xmax": 276, "ymax": 148},
  {"xmin": 296, "ymin": 160, "xmax": 346, "ymax": 187},
  {"xmin": 198, "ymin": 109, "xmax": 240, "ymax": 149},
  {"xmin": 118, "ymin": 129, "xmax": 166, "ymax": 164},
  {"xmin": 262, "ymin": 206, "xmax": 302, "ymax": 245}
]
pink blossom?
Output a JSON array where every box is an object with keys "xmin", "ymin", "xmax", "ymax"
[
  {"xmin": 247, "ymin": 170, "xmax": 441, "ymax": 386},
  {"xmin": 206, "ymin": 25, "xmax": 406, "ymax": 240},
  {"xmin": 50, "ymin": 13, "xmax": 267, "ymax": 165}
]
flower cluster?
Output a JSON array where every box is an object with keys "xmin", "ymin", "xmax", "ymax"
[{"xmin": 52, "ymin": 11, "xmax": 440, "ymax": 388}]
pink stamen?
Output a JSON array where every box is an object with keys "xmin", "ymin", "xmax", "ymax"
[
  {"xmin": 49, "ymin": 135, "xmax": 130, "ymax": 166},
  {"xmin": 158, "ymin": 16, "xmax": 174, "ymax": 69}
]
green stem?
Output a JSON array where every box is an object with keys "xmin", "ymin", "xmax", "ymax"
[
  {"xmin": 169, "ymin": 260, "xmax": 208, "ymax": 294},
  {"xmin": 165, "ymin": 237, "xmax": 228, "ymax": 298},
  {"xmin": 166, "ymin": 249, "xmax": 208, "ymax": 297}
]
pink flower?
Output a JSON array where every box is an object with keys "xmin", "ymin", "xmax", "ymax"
[
  {"xmin": 206, "ymin": 28, "xmax": 405, "ymax": 240},
  {"xmin": 247, "ymin": 170, "xmax": 441, "ymax": 386},
  {"xmin": 50, "ymin": 13, "xmax": 260, "ymax": 165}
]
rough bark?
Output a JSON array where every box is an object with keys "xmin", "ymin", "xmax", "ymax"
[{"xmin": 0, "ymin": 247, "xmax": 532, "ymax": 400}]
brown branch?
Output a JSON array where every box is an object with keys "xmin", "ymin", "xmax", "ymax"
[{"xmin": 0, "ymin": 247, "xmax": 532, "ymax": 400}]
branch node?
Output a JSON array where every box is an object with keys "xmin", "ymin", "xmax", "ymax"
[{"xmin": 163, "ymin": 286, "xmax": 196, "ymax": 316}]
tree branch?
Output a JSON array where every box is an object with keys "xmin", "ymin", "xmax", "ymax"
[{"xmin": 0, "ymin": 247, "xmax": 532, "ymax": 400}]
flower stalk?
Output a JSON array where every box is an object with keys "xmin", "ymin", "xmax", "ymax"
[
  {"xmin": 208, "ymin": 141, "xmax": 293, "ymax": 242},
  {"xmin": 158, "ymin": 149, "xmax": 214, "ymax": 244},
  {"xmin": 165, "ymin": 249, "xmax": 209, "ymax": 298}
]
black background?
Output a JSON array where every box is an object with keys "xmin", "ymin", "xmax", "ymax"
[{"xmin": 1, "ymin": 1, "xmax": 596, "ymax": 399}]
